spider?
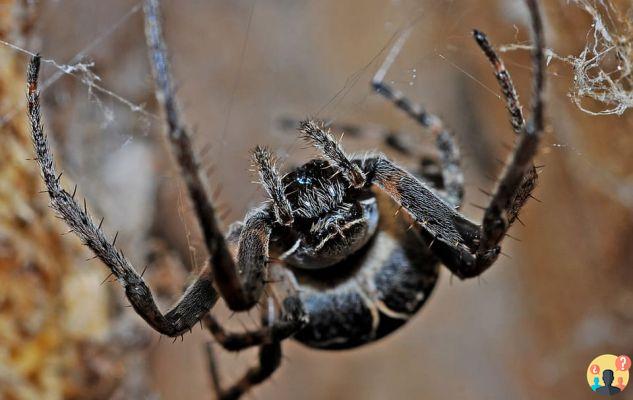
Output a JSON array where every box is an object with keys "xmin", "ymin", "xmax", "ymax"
[{"xmin": 27, "ymin": 0, "xmax": 546, "ymax": 399}]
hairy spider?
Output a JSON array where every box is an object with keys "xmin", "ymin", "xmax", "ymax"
[{"xmin": 27, "ymin": 0, "xmax": 546, "ymax": 399}]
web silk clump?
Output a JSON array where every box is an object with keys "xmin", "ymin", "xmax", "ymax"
[{"xmin": 569, "ymin": 0, "xmax": 633, "ymax": 116}]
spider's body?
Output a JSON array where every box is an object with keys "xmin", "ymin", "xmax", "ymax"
[
  {"xmin": 235, "ymin": 157, "xmax": 443, "ymax": 350},
  {"xmin": 27, "ymin": 0, "xmax": 546, "ymax": 398},
  {"xmin": 287, "ymin": 188, "xmax": 440, "ymax": 349}
]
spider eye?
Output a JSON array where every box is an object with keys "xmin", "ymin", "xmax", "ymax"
[{"xmin": 297, "ymin": 176, "xmax": 312, "ymax": 186}]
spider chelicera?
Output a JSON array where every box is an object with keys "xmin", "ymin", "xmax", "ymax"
[{"xmin": 27, "ymin": 0, "xmax": 545, "ymax": 398}]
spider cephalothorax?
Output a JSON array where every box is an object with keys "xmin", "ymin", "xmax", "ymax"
[
  {"xmin": 257, "ymin": 137, "xmax": 380, "ymax": 270},
  {"xmin": 27, "ymin": 0, "xmax": 547, "ymax": 399}
]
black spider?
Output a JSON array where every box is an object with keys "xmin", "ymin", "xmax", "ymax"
[{"xmin": 27, "ymin": 0, "xmax": 546, "ymax": 399}]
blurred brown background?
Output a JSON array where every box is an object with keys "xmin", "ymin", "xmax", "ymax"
[{"xmin": 1, "ymin": 0, "xmax": 632, "ymax": 399}]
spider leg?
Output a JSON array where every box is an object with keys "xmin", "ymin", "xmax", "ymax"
[
  {"xmin": 472, "ymin": 30, "xmax": 525, "ymax": 135},
  {"xmin": 279, "ymin": 117, "xmax": 454, "ymax": 203},
  {"xmin": 370, "ymin": 0, "xmax": 544, "ymax": 277},
  {"xmin": 361, "ymin": 155, "xmax": 481, "ymax": 275},
  {"xmin": 206, "ymin": 298, "xmax": 285, "ymax": 400},
  {"xmin": 27, "ymin": 0, "xmax": 280, "ymax": 339},
  {"xmin": 473, "ymin": 0, "xmax": 545, "ymax": 261},
  {"xmin": 143, "ymin": 0, "xmax": 238, "ymax": 306},
  {"xmin": 371, "ymin": 0, "xmax": 545, "ymax": 277},
  {"xmin": 27, "ymin": 56, "xmax": 218, "ymax": 337},
  {"xmin": 252, "ymin": 146, "xmax": 294, "ymax": 225},
  {"xmin": 144, "ymin": 0, "xmax": 275, "ymax": 311},
  {"xmin": 207, "ymin": 342, "xmax": 281, "ymax": 400},
  {"xmin": 224, "ymin": 207, "xmax": 276, "ymax": 310},
  {"xmin": 299, "ymin": 120, "xmax": 366, "ymax": 188},
  {"xmin": 301, "ymin": 0, "xmax": 545, "ymax": 279},
  {"xmin": 371, "ymin": 30, "xmax": 463, "ymax": 208},
  {"xmin": 278, "ymin": 117, "xmax": 413, "ymax": 157},
  {"xmin": 204, "ymin": 296, "xmax": 307, "ymax": 352},
  {"xmin": 472, "ymin": 27, "xmax": 539, "ymax": 227}
]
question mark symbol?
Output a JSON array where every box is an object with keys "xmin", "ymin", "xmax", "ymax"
[
  {"xmin": 591, "ymin": 364, "xmax": 600, "ymax": 374},
  {"xmin": 617, "ymin": 355, "xmax": 631, "ymax": 371}
]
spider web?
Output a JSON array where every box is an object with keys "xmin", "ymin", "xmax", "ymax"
[
  {"xmin": 566, "ymin": 0, "xmax": 633, "ymax": 116},
  {"xmin": 499, "ymin": 0, "xmax": 633, "ymax": 116}
]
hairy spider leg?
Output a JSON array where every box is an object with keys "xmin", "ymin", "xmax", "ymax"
[
  {"xmin": 252, "ymin": 146, "xmax": 294, "ymax": 225},
  {"xmin": 472, "ymin": 27, "xmax": 539, "ymax": 226},
  {"xmin": 203, "ymin": 296, "xmax": 307, "ymax": 352},
  {"xmin": 144, "ymin": 0, "xmax": 275, "ymax": 311},
  {"xmin": 371, "ymin": 29, "xmax": 464, "ymax": 208},
  {"xmin": 28, "ymin": 55, "xmax": 218, "ymax": 337},
  {"xmin": 371, "ymin": 0, "xmax": 545, "ymax": 277},
  {"xmin": 277, "ymin": 117, "xmax": 460, "ymax": 205},
  {"xmin": 299, "ymin": 120, "xmax": 366, "ymax": 188},
  {"xmin": 27, "ymin": 0, "xmax": 286, "ymax": 340},
  {"xmin": 301, "ymin": 0, "xmax": 546, "ymax": 280},
  {"xmin": 207, "ymin": 298, "xmax": 285, "ymax": 400},
  {"xmin": 474, "ymin": 0, "xmax": 545, "ymax": 263},
  {"xmin": 472, "ymin": 29, "xmax": 525, "ymax": 135}
]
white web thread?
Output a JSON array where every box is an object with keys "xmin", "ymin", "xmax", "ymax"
[{"xmin": 0, "ymin": 2, "xmax": 158, "ymax": 129}]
